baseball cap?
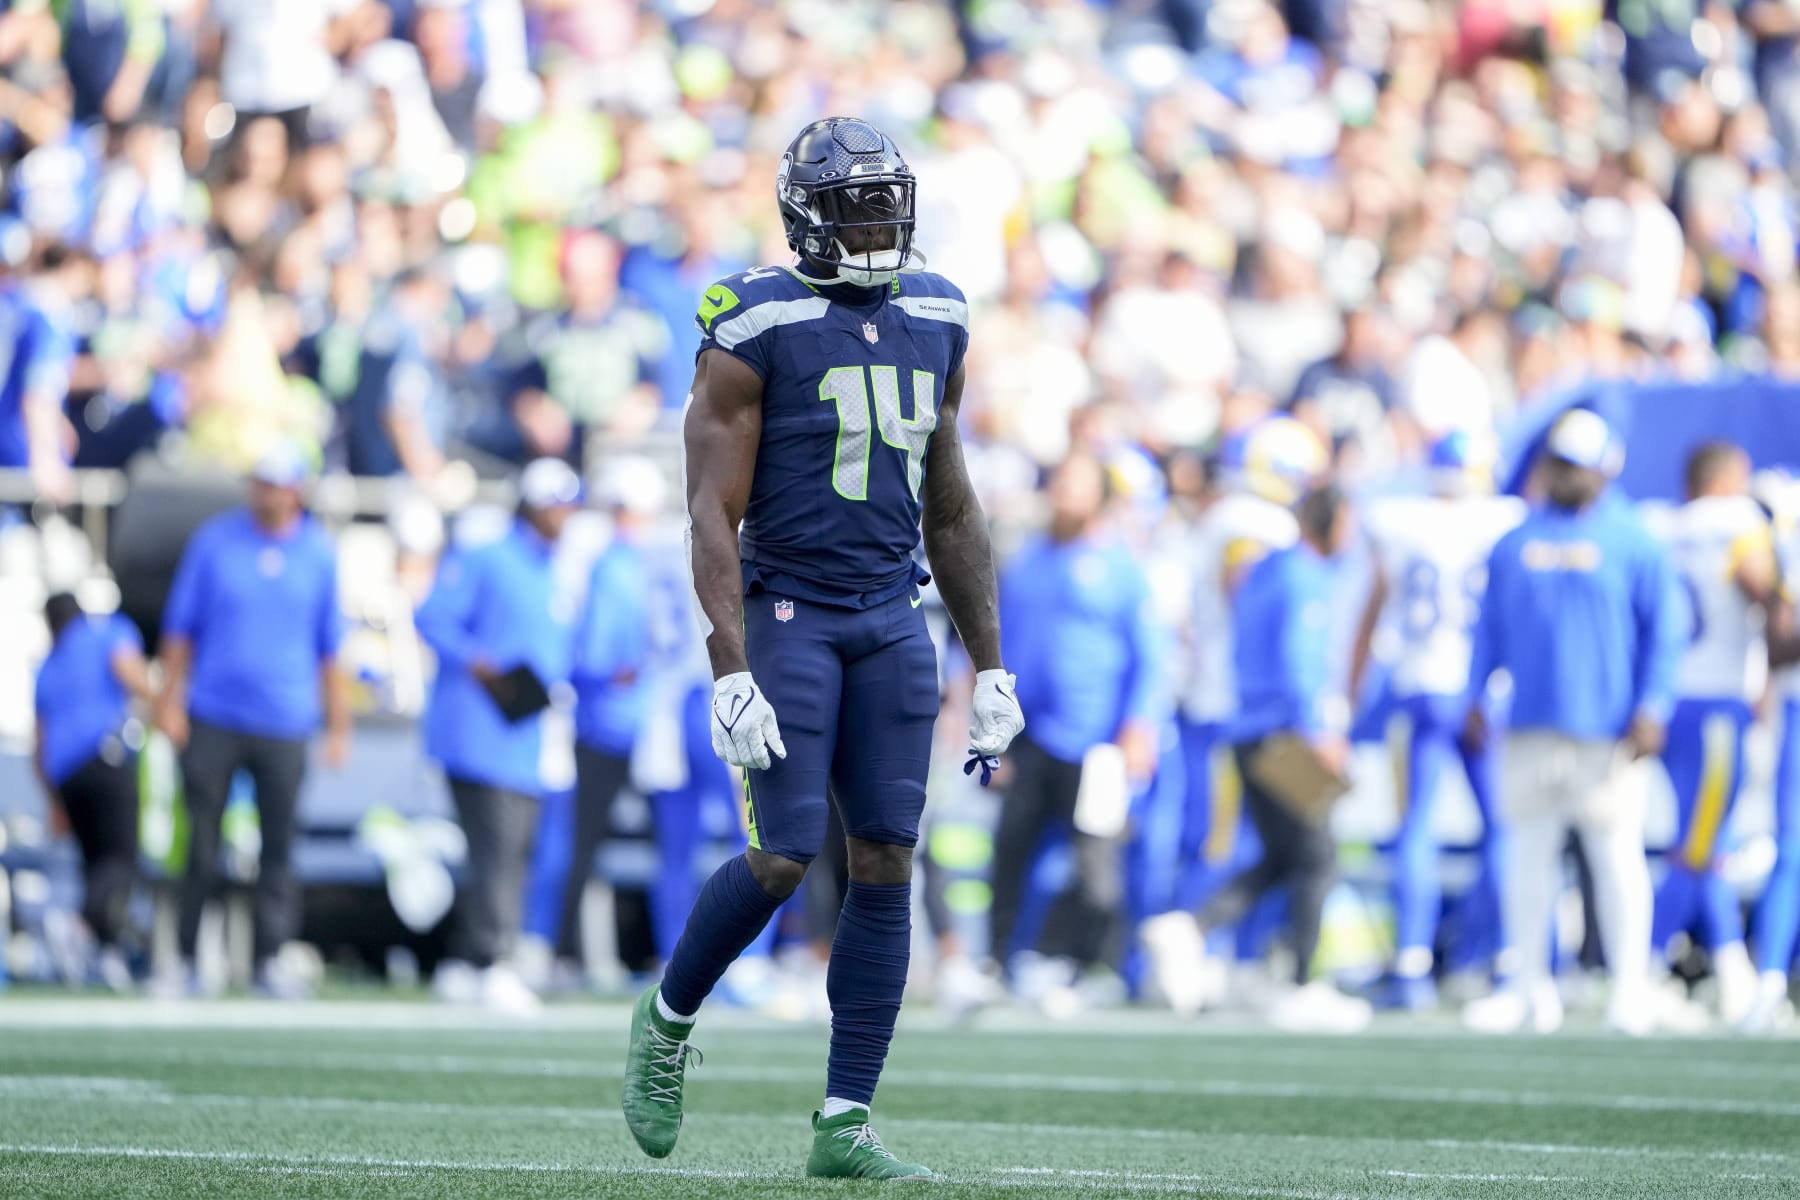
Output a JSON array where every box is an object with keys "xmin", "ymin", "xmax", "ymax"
[
  {"xmin": 518, "ymin": 458, "xmax": 583, "ymax": 510},
  {"xmin": 251, "ymin": 440, "xmax": 313, "ymax": 489},
  {"xmin": 1545, "ymin": 408, "xmax": 1619, "ymax": 474},
  {"xmin": 595, "ymin": 455, "xmax": 668, "ymax": 516}
]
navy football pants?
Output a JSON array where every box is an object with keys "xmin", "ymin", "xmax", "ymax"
[{"xmin": 742, "ymin": 589, "xmax": 939, "ymax": 863}]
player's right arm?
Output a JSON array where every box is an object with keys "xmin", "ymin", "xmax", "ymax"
[
  {"xmin": 684, "ymin": 347, "xmax": 762, "ymax": 678},
  {"xmin": 685, "ymin": 346, "xmax": 787, "ymax": 771},
  {"xmin": 1348, "ymin": 553, "xmax": 1388, "ymax": 705}
]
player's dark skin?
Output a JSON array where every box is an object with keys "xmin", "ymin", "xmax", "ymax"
[
  {"xmin": 1461, "ymin": 455, "xmax": 1665, "ymax": 760},
  {"xmin": 686, "ymin": 348, "xmax": 1003, "ymax": 896}
]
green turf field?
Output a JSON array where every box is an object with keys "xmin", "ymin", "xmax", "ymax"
[{"xmin": 0, "ymin": 1000, "xmax": 1796, "ymax": 1199}]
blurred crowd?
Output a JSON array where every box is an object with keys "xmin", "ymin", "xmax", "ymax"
[
  {"xmin": 5, "ymin": 0, "xmax": 1800, "ymax": 505},
  {"xmin": 9, "ymin": 0, "xmax": 1800, "ymax": 1029}
]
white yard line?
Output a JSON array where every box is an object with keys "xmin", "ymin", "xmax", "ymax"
[
  {"xmin": 11, "ymin": 1020, "xmax": 1799, "ymax": 1087},
  {"xmin": 4, "ymin": 1084, "xmax": 1795, "ymax": 1173},
  {"xmin": 0, "ymin": 1142, "xmax": 1581, "ymax": 1198},
  {"xmin": 1414, "ymin": 1138, "xmax": 1799, "ymax": 1165},
  {"xmin": 992, "ymin": 1167, "xmax": 1581, "ymax": 1195},
  {"xmin": 2, "ymin": 996, "xmax": 1792, "ymax": 1054},
  {"xmin": 14, "ymin": 1042, "xmax": 1794, "ymax": 1118}
]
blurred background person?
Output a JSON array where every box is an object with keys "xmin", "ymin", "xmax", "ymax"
[
  {"xmin": 338, "ymin": 262, "xmax": 450, "ymax": 482},
  {"xmin": 33, "ymin": 590, "xmax": 151, "ymax": 991},
  {"xmin": 1196, "ymin": 481, "xmax": 1369, "ymax": 1034},
  {"xmin": 1463, "ymin": 410, "xmax": 1685, "ymax": 1037},
  {"xmin": 1, "ymin": 243, "xmax": 86, "ymax": 506},
  {"xmin": 415, "ymin": 457, "xmax": 578, "ymax": 1016},
  {"xmin": 1349, "ymin": 432, "xmax": 1523, "ymax": 1009},
  {"xmin": 153, "ymin": 442, "xmax": 350, "ymax": 1000},
  {"xmin": 501, "ymin": 231, "xmax": 665, "ymax": 464},
  {"xmin": 990, "ymin": 451, "xmax": 1164, "ymax": 1008},
  {"xmin": 1646, "ymin": 443, "xmax": 1782, "ymax": 1026},
  {"xmin": 555, "ymin": 455, "xmax": 665, "ymax": 987},
  {"xmin": 1140, "ymin": 418, "xmax": 1318, "ymax": 1015},
  {"xmin": 1751, "ymin": 475, "xmax": 1800, "ymax": 1031}
]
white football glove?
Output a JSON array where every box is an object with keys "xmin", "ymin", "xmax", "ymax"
[
  {"xmin": 969, "ymin": 669, "xmax": 1025, "ymax": 756},
  {"xmin": 710, "ymin": 672, "xmax": 786, "ymax": 771}
]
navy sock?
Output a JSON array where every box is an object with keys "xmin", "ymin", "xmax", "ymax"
[
  {"xmin": 659, "ymin": 855, "xmax": 785, "ymax": 1017},
  {"xmin": 825, "ymin": 880, "xmax": 912, "ymax": 1107}
]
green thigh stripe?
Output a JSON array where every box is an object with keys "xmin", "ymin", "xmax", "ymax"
[{"xmin": 742, "ymin": 770, "xmax": 760, "ymax": 850}]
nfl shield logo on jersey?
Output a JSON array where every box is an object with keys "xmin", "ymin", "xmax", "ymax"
[
  {"xmin": 863, "ymin": 322, "xmax": 879, "ymax": 343},
  {"xmin": 775, "ymin": 599, "xmax": 795, "ymax": 622}
]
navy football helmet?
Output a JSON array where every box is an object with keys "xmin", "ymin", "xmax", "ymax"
[{"xmin": 777, "ymin": 118, "xmax": 916, "ymax": 287}]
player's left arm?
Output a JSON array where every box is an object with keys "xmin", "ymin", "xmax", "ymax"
[
  {"xmin": 1723, "ymin": 520, "xmax": 1800, "ymax": 675},
  {"xmin": 1770, "ymin": 602, "xmax": 1800, "ymax": 669},
  {"xmin": 921, "ymin": 367, "xmax": 1000, "ymax": 673},
  {"xmin": 1731, "ymin": 521, "xmax": 1781, "ymax": 609}
]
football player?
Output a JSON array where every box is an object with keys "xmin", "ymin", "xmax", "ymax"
[
  {"xmin": 1350, "ymin": 430, "xmax": 1523, "ymax": 1009},
  {"xmin": 1647, "ymin": 443, "xmax": 1781, "ymax": 1025},
  {"xmin": 1139, "ymin": 417, "xmax": 1320, "ymax": 1014},
  {"xmin": 1748, "ymin": 471, "xmax": 1800, "ymax": 1033},
  {"xmin": 620, "ymin": 118, "xmax": 1025, "ymax": 1180}
]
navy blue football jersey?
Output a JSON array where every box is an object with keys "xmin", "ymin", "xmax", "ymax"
[{"xmin": 694, "ymin": 266, "xmax": 970, "ymax": 608}]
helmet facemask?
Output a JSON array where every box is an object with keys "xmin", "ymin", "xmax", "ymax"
[{"xmin": 799, "ymin": 175, "xmax": 916, "ymax": 287}]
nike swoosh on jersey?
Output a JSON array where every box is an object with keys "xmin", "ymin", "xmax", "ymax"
[{"xmin": 909, "ymin": 593, "xmax": 923, "ymax": 608}]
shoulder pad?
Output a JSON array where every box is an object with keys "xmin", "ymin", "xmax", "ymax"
[
  {"xmin": 696, "ymin": 267, "xmax": 811, "ymax": 331},
  {"xmin": 697, "ymin": 267, "xmax": 831, "ymax": 350},
  {"xmin": 892, "ymin": 272, "xmax": 969, "ymax": 328}
]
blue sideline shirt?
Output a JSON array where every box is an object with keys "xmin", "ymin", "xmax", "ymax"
[
  {"xmin": 162, "ymin": 508, "xmax": 343, "ymax": 740},
  {"xmin": 572, "ymin": 536, "xmax": 650, "ymax": 757},
  {"xmin": 1468, "ymin": 496, "xmax": 1683, "ymax": 739},
  {"xmin": 417, "ymin": 521, "xmax": 570, "ymax": 794},
  {"xmin": 1232, "ymin": 543, "xmax": 1341, "ymax": 743},
  {"xmin": 35, "ymin": 613, "xmax": 141, "ymax": 785},
  {"xmin": 1000, "ymin": 532, "xmax": 1164, "ymax": 764}
]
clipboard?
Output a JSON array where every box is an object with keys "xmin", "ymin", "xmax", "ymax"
[
  {"xmin": 482, "ymin": 664, "xmax": 553, "ymax": 723},
  {"xmin": 1073, "ymin": 742, "xmax": 1131, "ymax": 838},
  {"xmin": 1244, "ymin": 734, "xmax": 1351, "ymax": 827}
]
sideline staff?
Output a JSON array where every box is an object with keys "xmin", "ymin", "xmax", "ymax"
[{"xmin": 156, "ymin": 442, "xmax": 350, "ymax": 998}]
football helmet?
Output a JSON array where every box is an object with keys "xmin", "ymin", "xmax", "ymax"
[
  {"xmin": 1426, "ymin": 428, "xmax": 1499, "ymax": 496},
  {"xmin": 777, "ymin": 118, "xmax": 916, "ymax": 288},
  {"xmin": 1223, "ymin": 416, "xmax": 1328, "ymax": 507}
]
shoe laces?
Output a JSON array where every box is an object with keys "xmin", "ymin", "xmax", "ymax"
[
  {"xmin": 833, "ymin": 1122, "xmax": 898, "ymax": 1159},
  {"xmin": 644, "ymin": 1025, "xmax": 701, "ymax": 1106}
]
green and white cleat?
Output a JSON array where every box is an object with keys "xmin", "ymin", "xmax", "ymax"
[
  {"xmin": 804, "ymin": 1108, "xmax": 934, "ymax": 1180},
  {"xmin": 621, "ymin": 987, "xmax": 701, "ymax": 1158}
]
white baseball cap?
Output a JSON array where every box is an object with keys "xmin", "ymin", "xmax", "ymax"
[
  {"xmin": 251, "ymin": 439, "xmax": 313, "ymax": 489},
  {"xmin": 595, "ymin": 455, "xmax": 668, "ymax": 516},
  {"xmin": 1545, "ymin": 408, "xmax": 1621, "ymax": 475},
  {"xmin": 518, "ymin": 458, "xmax": 583, "ymax": 510}
]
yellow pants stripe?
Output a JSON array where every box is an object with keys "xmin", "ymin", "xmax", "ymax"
[
  {"xmin": 1388, "ymin": 711, "xmax": 1414, "ymax": 822},
  {"xmin": 1682, "ymin": 713, "xmax": 1737, "ymax": 871},
  {"xmin": 739, "ymin": 606, "xmax": 759, "ymax": 851},
  {"xmin": 1204, "ymin": 744, "xmax": 1242, "ymax": 865}
]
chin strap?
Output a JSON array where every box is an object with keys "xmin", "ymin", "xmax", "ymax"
[{"xmin": 793, "ymin": 247, "xmax": 924, "ymax": 286}]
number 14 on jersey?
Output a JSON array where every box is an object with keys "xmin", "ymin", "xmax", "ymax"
[{"xmin": 818, "ymin": 365, "xmax": 937, "ymax": 503}]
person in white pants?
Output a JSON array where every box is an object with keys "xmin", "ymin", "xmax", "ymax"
[{"xmin": 1459, "ymin": 411, "xmax": 1686, "ymax": 1035}]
